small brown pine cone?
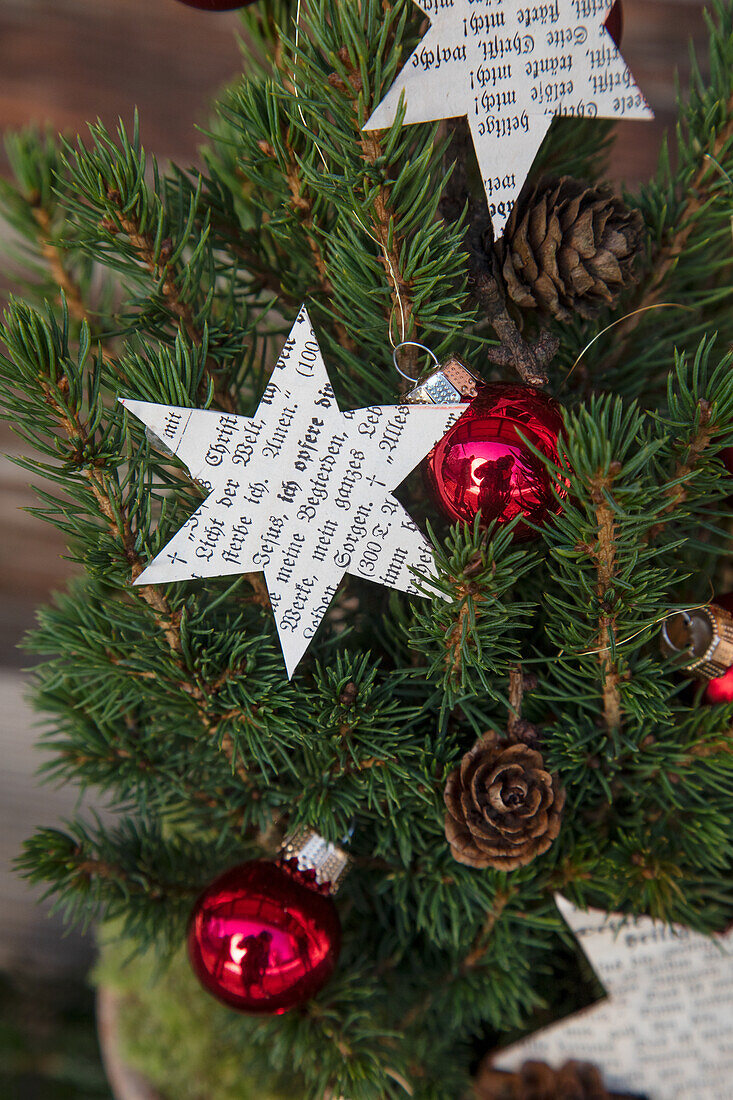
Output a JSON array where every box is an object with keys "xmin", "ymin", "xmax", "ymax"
[
  {"xmin": 444, "ymin": 732, "xmax": 564, "ymax": 870},
  {"xmin": 498, "ymin": 176, "xmax": 645, "ymax": 321},
  {"xmin": 476, "ymin": 1060, "xmax": 610, "ymax": 1100}
]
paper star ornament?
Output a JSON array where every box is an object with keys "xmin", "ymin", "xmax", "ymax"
[
  {"xmin": 365, "ymin": 0, "xmax": 653, "ymax": 235},
  {"xmin": 122, "ymin": 306, "xmax": 462, "ymax": 677},
  {"xmin": 494, "ymin": 895, "xmax": 733, "ymax": 1099}
]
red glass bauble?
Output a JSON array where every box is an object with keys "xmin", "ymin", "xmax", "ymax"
[
  {"xmin": 187, "ymin": 860, "xmax": 341, "ymax": 1014},
  {"xmin": 703, "ymin": 592, "xmax": 733, "ymax": 704},
  {"xmin": 423, "ymin": 383, "xmax": 564, "ymax": 540},
  {"xmin": 174, "ymin": 0, "xmax": 254, "ymax": 10},
  {"xmin": 604, "ymin": 0, "xmax": 624, "ymax": 49}
]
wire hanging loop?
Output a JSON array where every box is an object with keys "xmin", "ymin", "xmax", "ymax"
[
  {"xmin": 659, "ymin": 609, "xmax": 694, "ymax": 656},
  {"xmin": 392, "ymin": 341, "xmax": 439, "ymax": 384}
]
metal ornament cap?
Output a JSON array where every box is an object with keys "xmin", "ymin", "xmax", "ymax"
[
  {"xmin": 280, "ymin": 827, "xmax": 351, "ymax": 894},
  {"xmin": 404, "ymin": 355, "xmax": 481, "ymax": 406},
  {"xmin": 661, "ymin": 601, "xmax": 733, "ymax": 682}
]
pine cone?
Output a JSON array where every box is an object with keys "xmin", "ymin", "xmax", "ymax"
[
  {"xmin": 444, "ymin": 733, "xmax": 564, "ymax": 870},
  {"xmin": 476, "ymin": 1059, "xmax": 610, "ymax": 1100},
  {"xmin": 498, "ymin": 176, "xmax": 644, "ymax": 321}
]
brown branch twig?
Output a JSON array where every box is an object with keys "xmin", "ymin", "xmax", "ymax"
[
  {"xmin": 359, "ymin": 129, "xmax": 418, "ymax": 362},
  {"xmin": 440, "ymin": 118, "xmax": 558, "ymax": 385},
  {"xmin": 74, "ymin": 856, "xmax": 193, "ymax": 900},
  {"xmin": 326, "ymin": 47, "xmax": 421, "ymax": 376},
  {"xmin": 400, "ymin": 888, "xmax": 514, "ymax": 1032},
  {"xmin": 590, "ymin": 468, "xmax": 622, "ymax": 733},
  {"xmin": 31, "ymin": 205, "xmax": 118, "ymax": 367},
  {"xmin": 105, "ymin": 200, "xmax": 237, "ymax": 413},
  {"xmin": 648, "ymin": 398, "xmax": 714, "ymax": 540},
  {"xmin": 256, "ymin": 139, "xmax": 356, "ymax": 353},
  {"xmin": 506, "ymin": 667, "xmax": 540, "ymax": 745},
  {"xmin": 445, "ymin": 579, "xmax": 485, "ymax": 681},
  {"xmin": 461, "ymin": 888, "xmax": 513, "ymax": 972},
  {"xmin": 507, "ymin": 666, "xmax": 525, "ymax": 737},
  {"xmin": 466, "ymin": 211, "xmax": 557, "ymax": 386}
]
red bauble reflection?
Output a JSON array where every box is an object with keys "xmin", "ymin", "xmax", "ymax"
[
  {"xmin": 187, "ymin": 861, "xmax": 341, "ymax": 1014},
  {"xmin": 174, "ymin": 0, "xmax": 254, "ymax": 10},
  {"xmin": 604, "ymin": 0, "xmax": 624, "ymax": 49},
  {"xmin": 424, "ymin": 383, "xmax": 563, "ymax": 540},
  {"xmin": 703, "ymin": 592, "xmax": 733, "ymax": 704}
]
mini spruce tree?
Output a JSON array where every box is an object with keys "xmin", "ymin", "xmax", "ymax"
[{"xmin": 2, "ymin": 2, "xmax": 733, "ymax": 1097}]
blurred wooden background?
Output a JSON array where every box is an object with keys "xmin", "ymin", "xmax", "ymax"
[{"xmin": 0, "ymin": 0, "xmax": 709, "ymax": 972}]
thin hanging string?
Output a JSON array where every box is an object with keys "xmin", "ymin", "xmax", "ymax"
[
  {"xmin": 291, "ymin": 0, "xmax": 407, "ymax": 347},
  {"xmin": 293, "ymin": 0, "xmax": 328, "ymax": 172},
  {"xmin": 352, "ymin": 211, "xmax": 407, "ymax": 346},
  {"xmin": 560, "ymin": 302, "xmax": 694, "ymax": 388}
]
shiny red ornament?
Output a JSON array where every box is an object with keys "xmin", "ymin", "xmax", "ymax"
[
  {"xmin": 604, "ymin": 0, "xmax": 624, "ymax": 49},
  {"xmin": 174, "ymin": 0, "xmax": 254, "ymax": 10},
  {"xmin": 703, "ymin": 592, "xmax": 733, "ymax": 704},
  {"xmin": 423, "ymin": 383, "xmax": 564, "ymax": 540},
  {"xmin": 187, "ymin": 860, "xmax": 341, "ymax": 1014}
]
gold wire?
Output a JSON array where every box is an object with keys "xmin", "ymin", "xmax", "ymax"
[
  {"xmin": 561, "ymin": 302, "xmax": 695, "ymax": 388},
  {"xmin": 570, "ymin": 603, "xmax": 711, "ymax": 658}
]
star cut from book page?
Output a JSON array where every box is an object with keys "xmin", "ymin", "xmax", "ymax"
[
  {"xmin": 121, "ymin": 306, "xmax": 462, "ymax": 677},
  {"xmin": 365, "ymin": 0, "xmax": 653, "ymax": 236},
  {"xmin": 493, "ymin": 895, "xmax": 733, "ymax": 1099}
]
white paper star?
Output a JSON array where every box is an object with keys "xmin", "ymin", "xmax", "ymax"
[
  {"xmin": 365, "ymin": 0, "xmax": 653, "ymax": 236},
  {"xmin": 121, "ymin": 306, "xmax": 462, "ymax": 677},
  {"xmin": 494, "ymin": 896, "xmax": 733, "ymax": 1099}
]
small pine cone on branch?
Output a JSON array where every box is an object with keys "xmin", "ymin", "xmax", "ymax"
[
  {"xmin": 476, "ymin": 1059, "xmax": 611, "ymax": 1099},
  {"xmin": 444, "ymin": 732, "xmax": 565, "ymax": 870},
  {"xmin": 497, "ymin": 176, "xmax": 645, "ymax": 321}
]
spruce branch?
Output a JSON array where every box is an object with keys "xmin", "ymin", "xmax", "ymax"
[
  {"xmin": 258, "ymin": 137, "xmax": 357, "ymax": 353},
  {"xmin": 411, "ymin": 518, "xmax": 537, "ymax": 711},
  {"xmin": 27, "ymin": 325, "xmax": 183, "ymax": 651},
  {"xmin": 17, "ymin": 820, "xmax": 203, "ymax": 936},
  {"xmin": 2, "ymin": 303, "xmax": 271, "ymax": 786},
  {"xmin": 61, "ymin": 117, "xmax": 246, "ymax": 413},
  {"xmin": 321, "ymin": 35, "xmax": 421, "ymax": 357},
  {"xmin": 648, "ymin": 397, "xmax": 715, "ymax": 538},
  {"xmin": 583, "ymin": 0, "xmax": 733, "ymax": 395},
  {"xmin": 359, "ymin": 128, "xmax": 419, "ymax": 366},
  {"xmin": 103, "ymin": 195, "xmax": 237, "ymax": 412},
  {"xmin": 460, "ymin": 887, "xmax": 515, "ymax": 972},
  {"xmin": 606, "ymin": 90, "xmax": 733, "ymax": 373},
  {"xmin": 325, "ymin": 40, "xmax": 422, "ymax": 368},
  {"xmin": 590, "ymin": 465, "xmax": 623, "ymax": 734},
  {"xmin": 31, "ymin": 206, "xmax": 86, "ymax": 326}
]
